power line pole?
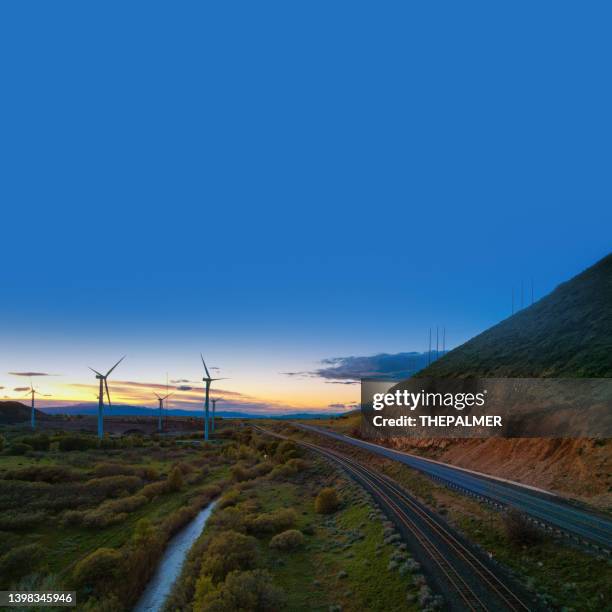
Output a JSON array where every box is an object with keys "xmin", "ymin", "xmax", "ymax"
[
  {"xmin": 428, "ymin": 328, "xmax": 432, "ymax": 366},
  {"xmin": 436, "ymin": 326, "xmax": 439, "ymax": 361}
]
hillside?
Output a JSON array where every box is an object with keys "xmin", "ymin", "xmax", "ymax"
[
  {"xmin": 417, "ymin": 253, "xmax": 612, "ymax": 378},
  {"xmin": 0, "ymin": 401, "xmax": 45, "ymax": 424}
]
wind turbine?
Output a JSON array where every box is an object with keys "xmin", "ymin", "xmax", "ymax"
[
  {"xmin": 200, "ymin": 354, "xmax": 226, "ymax": 441},
  {"xmin": 153, "ymin": 391, "xmax": 174, "ymax": 433},
  {"xmin": 23, "ymin": 379, "xmax": 51, "ymax": 430},
  {"xmin": 89, "ymin": 356, "xmax": 125, "ymax": 439}
]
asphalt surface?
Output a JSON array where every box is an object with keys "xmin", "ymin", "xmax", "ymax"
[
  {"xmin": 297, "ymin": 424, "xmax": 612, "ymax": 552},
  {"xmin": 258, "ymin": 426, "xmax": 536, "ymax": 611}
]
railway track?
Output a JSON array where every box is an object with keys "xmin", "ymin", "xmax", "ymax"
[
  {"xmin": 256, "ymin": 426, "xmax": 535, "ymax": 612},
  {"xmin": 297, "ymin": 424, "xmax": 612, "ymax": 552}
]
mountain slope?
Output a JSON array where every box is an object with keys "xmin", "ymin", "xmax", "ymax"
[
  {"xmin": 0, "ymin": 401, "xmax": 45, "ymax": 424},
  {"xmin": 418, "ymin": 253, "xmax": 612, "ymax": 378}
]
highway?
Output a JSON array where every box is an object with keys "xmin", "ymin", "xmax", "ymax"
[
  {"xmin": 297, "ymin": 424, "xmax": 612, "ymax": 552},
  {"xmin": 257, "ymin": 426, "xmax": 536, "ymax": 611}
]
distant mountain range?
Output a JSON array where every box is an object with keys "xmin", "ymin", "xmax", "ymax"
[
  {"xmin": 35, "ymin": 403, "xmax": 341, "ymax": 420},
  {"xmin": 417, "ymin": 253, "xmax": 612, "ymax": 378}
]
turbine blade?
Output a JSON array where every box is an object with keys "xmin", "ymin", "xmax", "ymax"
[
  {"xmin": 89, "ymin": 367, "xmax": 103, "ymax": 376},
  {"xmin": 105, "ymin": 379, "xmax": 112, "ymax": 408},
  {"xmin": 154, "ymin": 392, "xmax": 162, "ymax": 400},
  {"xmin": 210, "ymin": 377, "xmax": 229, "ymax": 381},
  {"xmin": 200, "ymin": 354, "xmax": 210, "ymax": 379},
  {"xmin": 163, "ymin": 392, "xmax": 175, "ymax": 400},
  {"xmin": 105, "ymin": 355, "xmax": 126, "ymax": 377}
]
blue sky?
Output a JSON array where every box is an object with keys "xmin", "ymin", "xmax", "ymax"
[{"xmin": 0, "ymin": 2, "xmax": 610, "ymax": 412}]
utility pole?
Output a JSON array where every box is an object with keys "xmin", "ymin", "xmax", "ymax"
[
  {"xmin": 428, "ymin": 328, "xmax": 432, "ymax": 366},
  {"xmin": 436, "ymin": 326, "xmax": 439, "ymax": 361}
]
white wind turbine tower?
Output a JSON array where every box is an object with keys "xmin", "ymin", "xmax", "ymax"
[
  {"xmin": 153, "ymin": 391, "xmax": 174, "ymax": 433},
  {"xmin": 89, "ymin": 356, "xmax": 125, "ymax": 439},
  {"xmin": 23, "ymin": 378, "xmax": 51, "ymax": 430},
  {"xmin": 200, "ymin": 354, "xmax": 226, "ymax": 441}
]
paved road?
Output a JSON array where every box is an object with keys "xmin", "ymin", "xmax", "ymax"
[
  {"xmin": 259, "ymin": 426, "xmax": 536, "ymax": 611},
  {"xmin": 297, "ymin": 424, "xmax": 612, "ymax": 551}
]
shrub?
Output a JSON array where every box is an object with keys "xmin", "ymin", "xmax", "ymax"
[
  {"xmin": 141, "ymin": 481, "xmax": 168, "ymax": 499},
  {"xmin": 92, "ymin": 462, "xmax": 136, "ymax": 478},
  {"xmin": 504, "ymin": 508, "xmax": 542, "ymax": 546},
  {"xmin": 218, "ymin": 490, "xmax": 240, "ymax": 509},
  {"xmin": 0, "ymin": 510, "xmax": 47, "ymax": 530},
  {"xmin": 201, "ymin": 530, "xmax": 258, "ymax": 583},
  {"xmin": 2, "ymin": 465, "xmax": 77, "ymax": 483},
  {"xmin": 269, "ymin": 529, "xmax": 305, "ymax": 551},
  {"xmin": 274, "ymin": 440, "xmax": 298, "ymax": 463},
  {"xmin": 315, "ymin": 487, "xmax": 340, "ymax": 514},
  {"xmin": 210, "ymin": 507, "xmax": 247, "ymax": 533},
  {"xmin": 248, "ymin": 508, "xmax": 297, "ymax": 535},
  {"xmin": 167, "ymin": 466, "xmax": 184, "ymax": 492},
  {"xmin": 198, "ymin": 569, "xmax": 285, "ymax": 611},
  {"xmin": 84, "ymin": 475, "xmax": 142, "ymax": 498},
  {"xmin": 58, "ymin": 436, "xmax": 98, "ymax": 452},
  {"xmin": 7, "ymin": 442, "xmax": 32, "ymax": 455},
  {"xmin": 0, "ymin": 544, "xmax": 44, "ymax": 581},
  {"xmin": 72, "ymin": 548, "xmax": 122, "ymax": 593},
  {"xmin": 18, "ymin": 434, "xmax": 51, "ymax": 451}
]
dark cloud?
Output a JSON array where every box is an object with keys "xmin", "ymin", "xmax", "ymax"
[
  {"xmin": 308, "ymin": 352, "xmax": 445, "ymax": 383},
  {"xmin": 14, "ymin": 386, "xmax": 30, "ymax": 392},
  {"xmin": 177, "ymin": 385, "xmax": 193, "ymax": 391},
  {"xmin": 328, "ymin": 403, "xmax": 347, "ymax": 409},
  {"xmin": 9, "ymin": 372, "xmax": 52, "ymax": 377}
]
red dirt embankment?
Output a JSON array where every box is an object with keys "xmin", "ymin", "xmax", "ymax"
[{"xmin": 387, "ymin": 437, "xmax": 612, "ymax": 510}]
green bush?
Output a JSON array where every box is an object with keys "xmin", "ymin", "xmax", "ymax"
[
  {"xmin": 18, "ymin": 434, "xmax": 51, "ymax": 451},
  {"xmin": 92, "ymin": 462, "xmax": 136, "ymax": 478},
  {"xmin": 197, "ymin": 569, "xmax": 285, "ymax": 611},
  {"xmin": 2, "ymin": 465, "xmax": 78, "ymax": 483},
  {"xmin": 0, "ymin": 510, "xmax": 47, "ymax": 530},
  {"xmin": 7, "ymin": 442, "xmax": 32, "ymax": 455},
  {"xmin": 141, "ymin": 481, "xmax": 168, "ymax": 499},
  {"xmin": 274, "ymin": 440, "xmax": 298, "ymax": 463},
  {"xmin": 248, "ymin": 508, "xmax": 296, "ymax": 535},
  {"xmin": 58, "ymin": 436, "xmax": 98, "ymax": 452},
  {"xmin": 167, "ymin": 466, "xmax": 184, "ymax": 492},
  {"xmin": 315, "ymin": 487, "xmax": 340, "ymax": 514},
  {"xmin": 84, "ymin": 475, "xmax": 142, "ymax": 498},
  {"xmin": 0, "ymin": 544, "xmax": 43, "ymax": 581},
  {"xmin": 218, "ymin": 490, "xmax": 240, "ymax": 509},
  {"xmin": 72, "ymin": 548, "xmax": 122, "ymax": 593},
  {"xmin": 209, "ymin": 507, "xmax": 247, "ymax": 533},
  {"xmin": 504, "ymin": 508, "xmax": 542, "ymax": 546},
  {"xmin": 201, "ymin": 530, "xmax": 258, "ymax": 583},
  {"xmin": 269, "ymin": 529, "xmax": 305, "ymax": 551}
]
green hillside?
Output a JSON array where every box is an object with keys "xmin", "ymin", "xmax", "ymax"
[{"xmin": 417, "ymin": 253, "xmax": 612, "ymax": 378}]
